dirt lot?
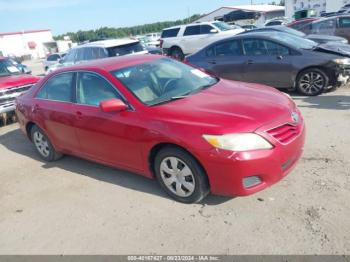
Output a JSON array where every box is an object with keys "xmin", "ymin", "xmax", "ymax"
[{"xmin": 0, "ymin": 62, "xmax": 350, "ymax": 254}]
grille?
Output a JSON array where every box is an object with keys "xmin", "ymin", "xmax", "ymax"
[
  {"xmin": 0, "ymin": 84, "xmax": 33, "ymax": 106},
  {"xmin": 267, "ymin": 124, "xmax": 301, "ymax": 144}
]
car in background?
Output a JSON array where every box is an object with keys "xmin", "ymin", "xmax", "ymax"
[
  {"xmin": 43, "ymin": 53, "xmax": 66, "ymax": 71},
  {"xmin": 160, "ymin": 21, "xmax": 245, "ymax": 60},
  {"xmin": 7, "ymin": 58, "xmax": 32, "ymax": 74},
  {"xmin": 240, "ymin": 25, "xmax": 348, "ymax": 44},
  {"xmin": 16, "ymin": 55, "xmax": 305, "ymax": 203},
  {"xmin": 299, "ymin": 15, "xmax": 350, "ymax": 43},
  {"xmin": 287, "ymin": 18, "xmax": 319, "ymax": 30},
  {"xmin": 185, "ymin": 31, "xmax": 350, "ymax": 96},
  {"xmin": 46, "ymin": 39, "xmax": 148, "ymax": 74},
  {"xmin": 264, "ymin": 17, "xmax": 290, "ymax": 26},
  {"xmin": 0, "ymin": 57, "xmax": 40, "ymax": 116},
  {"xmin": 241, "ymin": 24, "xmax": 258, "ymax": 30}
]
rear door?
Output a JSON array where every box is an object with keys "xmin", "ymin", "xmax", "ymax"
[
  {"xmin": 34, "ymin": 72, "xmax": 79, "ymax": 152},
  {"xmin": 242, "ymin": 38, "xmax": 294, "ymax": 87},
  {"xmin": 201, "ymin": 39, "xmax": 245, "ymax": 81},
  {"xmin": 180, "ymin": 25, "xmax": 202, "ymax": 54},
  {"xmin": 72, "ymin": 71, "xmax": 144, "ymax": 170}
]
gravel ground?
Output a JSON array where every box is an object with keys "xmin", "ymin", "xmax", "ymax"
[{"xmin": 0, "ymin": 61, "xmax": 349, "ymax": 254}]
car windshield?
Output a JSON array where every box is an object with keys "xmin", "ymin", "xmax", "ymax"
[
  {"xmin": 107, "ymin": 41, "xmax": 145, "ymax": 57},
  {"xmin": 213, "ymin": 22, "xmax": 233, "ymax": 31},
  {"xmin": 0, "ymin": 59, "xmax": 21, "ymax": 77},
  {"xmin": 112, "ymin": 58, "xmax": 219, "ymax": 106},
  {"xmin": 267, "ymin": 32, "xmax": 317, "ymax": 49}
]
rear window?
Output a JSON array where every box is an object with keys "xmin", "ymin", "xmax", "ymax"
[
  {"xmin": 161, "ymin": 28, "xmax": 180, "ymax": 38},
  {"xmin": 107, "ymin": 42, "xmax": 145, "ymax": 57}
]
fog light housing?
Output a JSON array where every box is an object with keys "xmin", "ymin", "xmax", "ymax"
[{"xmin": 243, "ymin": 176, "xmax": 262, "ymax": 188}]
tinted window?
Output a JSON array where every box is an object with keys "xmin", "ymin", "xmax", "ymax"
[
  {"xmin": 184, "ymin": 26, "xmax": 201, "ymax": 36},
  {"xmin": 339, "ymin": 17, "xmax": 350, "ymax": 28},
  {"xmin": 76, "ymin": 48, "xmax": 85, "ymax": 61},
  {"xmin": 266, "ymin": 21, "xmax": 283, "ymax": 26},
  {"xmin": 63, "ymin": 49, "xmax": 77, "ymax": 63},
  {"xmin": 47, "ymin": 54, "xmax": 60, "ymax": 61},
  {"xmin": 107, "ymin": 42, "xmax": 144, "ymax": 57},
  {"xmin": 161, "ymin": 28, "xmax": 180, "ymax": 38},
  {"xmin": 265, "ymin": 41, "xmax": 290, "ymax": 55},
  {"xmin": 243, "ymin": 39, "xmax": 268, "ymax": 55},
  {"xmin": 312, "ymin": 19, "xmax": 336, "ymax": 30},
  {"xmin": 76, "ymin": 72, "xmax": 121, "ymax": 106},
  {"xmin": 200, "ymin": 25, "xmax": 214, "ymax": 34},
  {"xmin": 36, "ymin": 73, "xmax": 74, "ymax": 102},
  {"xmin": 214, "ymin": 40, "xmax": 243, "ymax": 56}
]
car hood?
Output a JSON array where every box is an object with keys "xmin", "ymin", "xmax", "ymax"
[
  {"xmin": 307, "ymin": 34, "xmax": 347, "ymax": 44},
  {"xmin": 150, "ymin": 80, "xmax": 295, "ymax": 133},
  {"xmin": 314, "ymin": 43, "xmax": 350, "ymax": 57},
  {"xmin": 0, "ymin": 74, "xmax": 41, "ymax": 90}
]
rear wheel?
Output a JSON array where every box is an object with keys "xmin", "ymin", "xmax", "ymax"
[
  {"xmin": 170, "ymin": 47, "xmax": 184, "ymax": 61},
  {"xmin": 296, "ymin": 68, "xmax": 329, "ymax": 96},
  {"xmin": 154, "ymin": 146, "xmax": 209, "ymax": 203},
  {"xmin": 31, "ymin": 125, "xmax": 63, "ymax": 162}
]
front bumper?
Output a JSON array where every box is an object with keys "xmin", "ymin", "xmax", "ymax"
[
  {"xmin": 0, "ymin": 85, "xmax": 33, "ymax": 114},
  {"xmin": 197, "ymin": 121, "xmax": 306, "ymax": 197}
]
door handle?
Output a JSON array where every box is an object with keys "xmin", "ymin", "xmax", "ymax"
[
  {"xmin": 76, "ymin": 111, "xmax": 83, "ymax": 119},
  {"xmin": 246, "ymin": 60, "xmax": 254, "ymax": 65},
  {"xmin": 208, "ymin": 60, "xmax": 217, "ymax": 64},
  {"xmin": 277, "ymin": 55, "xmax": 283, "ymax": 60}
]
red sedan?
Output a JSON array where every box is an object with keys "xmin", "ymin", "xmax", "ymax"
[{"xmin": 16, "ymin": 55, "xmax": 305, "ymax": 203}]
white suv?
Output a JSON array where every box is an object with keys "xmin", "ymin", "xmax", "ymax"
[{"xmin": 160, "ymin": 21, "xmax": 245, "ymax": 60}]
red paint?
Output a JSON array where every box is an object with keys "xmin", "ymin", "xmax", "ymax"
[
  {"xmin": 16, "ymin": 55, "xmax": 305, "ymax": 197},
  {"xmin": 100, "ymin": 99, "xmax": 128, "ymax": 113},
  {"xmin": 0, "ymin": 74, "xmax": 41, "ymax": 90}
]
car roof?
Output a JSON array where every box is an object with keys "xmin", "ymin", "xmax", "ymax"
[
  {"xmin": 52, "ymin": 54, "xmax": 161, "ymax": 73},
  {"xmin": 74, "ymin": 38, "xmax": 139, "ymax": 49},
  {"xmin": 162, "ymin": 21, "xmax": 219, "ymax": 30}
]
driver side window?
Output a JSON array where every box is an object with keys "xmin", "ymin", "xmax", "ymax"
[{"xmin": 76, "ymin": 72, "xmax": 122, "ymax": 106}]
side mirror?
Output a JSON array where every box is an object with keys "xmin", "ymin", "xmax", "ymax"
[
  {"xmin": 210, "ymin": 29, "xmax": 219, "ymax": 34},
  {"xmin": 100, "ymin": 98, "xmax": 128, "ymax": 113}
]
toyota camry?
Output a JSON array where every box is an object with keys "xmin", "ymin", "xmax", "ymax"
[{"xmin": 16, "ymin": 55, "xmax": 305, "ymax": 203}]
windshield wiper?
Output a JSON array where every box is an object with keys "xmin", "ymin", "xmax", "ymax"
[{"xmin": 150, "ymin": 96, "xmax": 188, "ymax": 106}]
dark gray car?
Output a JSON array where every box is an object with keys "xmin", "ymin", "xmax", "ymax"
[{"xmin": 186, "ymin": 31, "xmax": 350, "ymax": 96}]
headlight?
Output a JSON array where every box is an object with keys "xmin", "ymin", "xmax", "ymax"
[
  {"xmin": 333, "ymin": 58, "xmax": 350, "ymax": 65},
  {"xmin": 203, "ymin": 133, "xmax": 273, "ymax": 152}
]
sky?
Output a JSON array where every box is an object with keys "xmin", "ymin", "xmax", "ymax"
[{"xmin": 0, "ymin": 0, "xmax": 271, "ymax": 35}]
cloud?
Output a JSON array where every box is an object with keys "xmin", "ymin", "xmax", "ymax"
[{"xmin": 0, "ymin": 0, "xmax": 82, "ymax": 11}]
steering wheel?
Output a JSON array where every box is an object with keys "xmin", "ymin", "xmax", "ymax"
[{"xmin": 163, "ymin": 79, "xmax": 178, "ymax": 93}]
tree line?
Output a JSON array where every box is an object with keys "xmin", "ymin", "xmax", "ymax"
[{"xmin": 53, "ymin": 14, "xmax": 202, "ymax": 42}]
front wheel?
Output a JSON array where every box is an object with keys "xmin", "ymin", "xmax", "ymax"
[
  {"xmin": 154, "ymin": 147, "xmax": 209, "ymax": 203},
  {"xmin": 31, "ymin": 125, "xmax": 63, "ymax": 162},
  {"xmin": 296, "ymin": 68, "xmax": 329, "ymax": 96}
]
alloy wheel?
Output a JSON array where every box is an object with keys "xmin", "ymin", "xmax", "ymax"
[
  {"xmin": 299, "ymin": 71, "xmax": 325, "ymax": 95},
  {"xmin": 160, "ymin": 157, "xmax": 195, "ymax": 197},
  {"xmin": 33, "ymin": 131, "xmax": 50, "ymax": 158}
]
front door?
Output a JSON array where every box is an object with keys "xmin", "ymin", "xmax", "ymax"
[{"xmin": 73, "ymin": 71, "xmax": 143, "ymax": 171}]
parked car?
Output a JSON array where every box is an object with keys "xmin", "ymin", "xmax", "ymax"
[
  {"xmin": 1, "ymin": 57, "xmax": 40, "ymax": 116},
  {"xmin": 241, "ymin": 24, "xmax": 258, "ymax": 30},
  {"xmin": 46, "ymin": 39, "xmax": 148, "ymax": 74},
  {"xmin": 160, "ymin": 21, "xmax": 245, "ymax": 60},
  {"xmin": 240, "ymin": 25, "xmax": 348, "ymax": 44},
  {"xmin": 16, "ymin": 55, "xmax": 305, "ymax": 203},
  {"xmin": 185, "ymin": 31, "xmax": 350, "ymax": 96},
  {"xmin": 287, "ymin": 18, "xmax": 319, "ymax": 30},
  {"xmin": 43, "ymin": 53, "xmax": 66, "ymax": 71},
  {"xmin": 7, "ymin": 58, "xmax": 32, "ymax": 74},
  {"xmin": 299, "ymin": 15, "xmax": 350, "ymax": 43},
  {"xmin": 264, "ymin": 18, "xmax": 289, "ymax": 26}
]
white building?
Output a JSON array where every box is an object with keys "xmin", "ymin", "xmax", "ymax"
[
  {"xmin": 285, "ymin": 0, "xmax": 350, "ymax": 18},
  {"xmin": 0, "ymin": 29, "xmax": 53, "ymax": 59},
  {"xmin": 194, "ymin": 5, "xmax": 285, "ymax": 26}
]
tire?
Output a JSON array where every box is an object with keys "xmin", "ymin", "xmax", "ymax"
[
  {"xmin": 170, "ymin": 47, "xmax": 184, "ymax": 61},
  {"xmin": 30, "ymin": 125, "xmax": 63, "ymax": 162},
  {"xmin": 154, "ymin": 146, "xmax": 209, "ymax": 203},
  {"xmin": 296, "ymin": 68, "xmax": 329, "ymax": 96}
]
